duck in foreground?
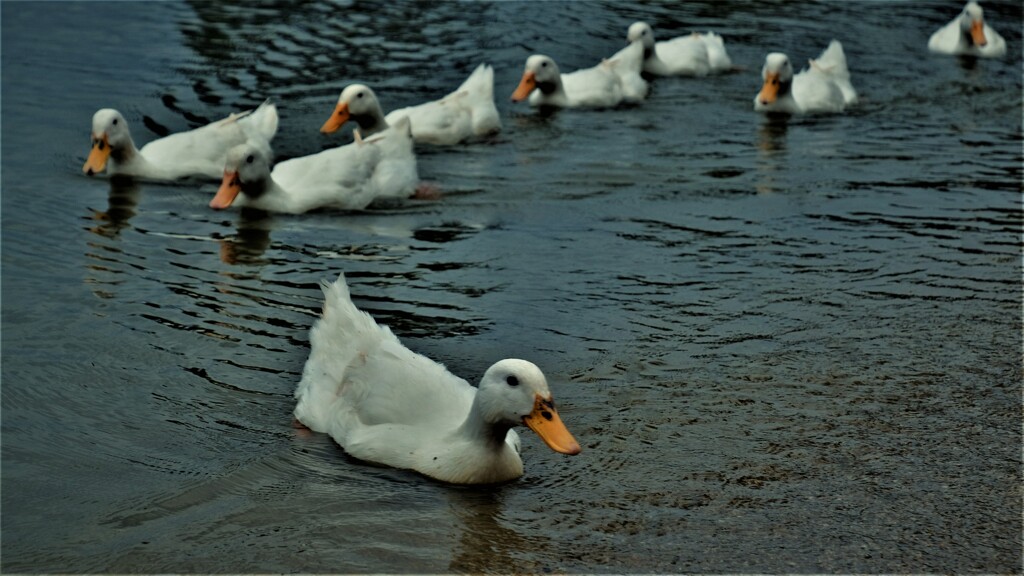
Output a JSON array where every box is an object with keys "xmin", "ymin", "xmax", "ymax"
[
  {"xmin": 627, "ymin": 21, "xmax": 732, "ymax": 76},
  {"xmin": 927, "ymin": 1, "xmax": 1007, "ymax": 57},
  {"xmin": 209, "ymin": 118, "xmax": 417, "ymax": 214},
  {"xmin": 83, "ymin": 100, "xmax": 278, "ymax": 180},
  {"xmin": 321, "ymin": 63, "xmax": 501, "ymax": 145},
  {"xmin": 754, "ymin": 40, "xmax": 857, "ymax": 114},
  {"xmin": 511, "ymin": 40, "xmax": 647, "ymax": 108},
  {"xmin": 293, "ymin": 273, "xmax": 582, "ymax": 484}
]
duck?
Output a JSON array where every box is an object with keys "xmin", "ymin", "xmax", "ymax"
[
  {"xmin": 510, "ymin": 41, "xmax": 647, "ymax": 108},
  {"xmin": 208, "ymin": 118, "xmax": 417, "ymax": 214},
  {"xmin": 293, "ymin": 273, "xmax": 582, "ymax": 484},
  {"xmin": 626, "ymin": 21, "xmax": 733, "ymax": 76},
  {"xmin": 754, "ymin": 40, "xmax": 858, "ymax": 114},
  {"xmin": 928, "ymin": 1, "xmax": 1007, "ymax": 58},
  {"xmin": 320, "ymin": 63, "xmax": 501, "ymax": 146},
  {"xmin": 82, "ymin": 100, "xmax": 278, "ymax": 180}
]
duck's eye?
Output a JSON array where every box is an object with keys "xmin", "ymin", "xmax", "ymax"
[
  {"xmin": 541, "ymin": 61, "xmax": 548, "ymax": 68},
  {"xmin": 112, "ymin": 118, "xmax": 118, "ymax": 126},
  {"xmin": 246, "ymin": 154, "xmax": 254, "ymax": 164},
  {"xmin": 506, "ymin": 375, "xmax": 519, "ymax": 387},
  {"xmin": 357, "ymin": 92, "xmax": 364, "ymax": 99}
]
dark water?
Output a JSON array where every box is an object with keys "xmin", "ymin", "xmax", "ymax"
[{"xmin": 2, "ymin": 1, "xmax": 1021, "ymax": 573}]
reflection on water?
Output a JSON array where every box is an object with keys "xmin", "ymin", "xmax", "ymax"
[
  {"xmin": 447, "ymin": 488, "xmax": 535, "ymax": 573},
  {"xmin": 756, "ymin": 114, "xmax": 788, "ymax": 154},
  {"xmin": 86, "ymin": 177, "xmax": 141, "ymax": 239},
  {"xmin": 83, "ymin": 179, "xmax": 143, "ymax": 301},
  {"xmin": 218, "ymin": 209, "xmax": 275, "ymax": 265},
  {"xmin": 3, "ymin": 0, "xmax": 1022, "ymax": 573},
  {"xmin": 755, "ymin": 114, "xmax": 788, "ymax": 194}
]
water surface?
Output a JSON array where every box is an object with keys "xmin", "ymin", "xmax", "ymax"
[{"xmin": 2, "ymin": 1, "xmax": 1021, "ymax": 573}]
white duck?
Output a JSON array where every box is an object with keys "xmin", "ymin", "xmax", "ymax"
[
  {"xmin": 83, "ymin": 100, "xmax": 278, "ymax": 180},
  {"xmin": 510, "ymin": 41, "xmax": 647, "ymax": 108},
  {"xmin": 754, "ymin": 40, "xmax": 858, "ymax": 114},
  {"xmin": 320, "ymin": 63, "xmax": 501, "ymax": 145},
  {"xmin": 626, "ymin": 21, "xmax": 733, "ymax": 76},
  {"xmin": 209, "ymin": 118, "xmax": 417, "ymax": 214},
  {"xmin": 294, "ymin": 273, "xmax": 582, "ymax": 484},
  {"xmin": 928, "ymin": 1, "xmax": 1007, "ymax": 58}
]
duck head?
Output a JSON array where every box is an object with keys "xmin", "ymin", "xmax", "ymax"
[
  {"xmin": 511, "ymin": 55, "xmax": 562, "ymax": 102},
  {"xmin": 961, "ymin": 2, "xmax": 988, "ymax": 47},
  {"xmin": 476, "ymin": 359, "xmax": 581, "ymax": 455},
  {"xmin": 209, "ymin": 141, "xmax": 273, "ymax": 210},
  {"xmin": 627, "ymin": 21, "xmax": 657, "ymax": 59},
  {"xmin": 83, "ymin": 109, "xmax": 134, "ymax": 175},
  {"xmin": 757, "ymin": 52, "xmax": 794, "ymax": 106},
  {"xmin": 321, "ymin": 84, "xmax": 388, "ymax": 136}
]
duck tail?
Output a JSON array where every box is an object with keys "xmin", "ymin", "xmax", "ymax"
[
  {"xmin": 455, "ymin": 63, "xmax": 494, "ymax": 99},
  {"xmin": 294, "ymin": 273, "xmax": 379, "ymax": 431},
  {"xmin": 811, "ymin": 40, "xmax": 850, "ymax": 81}
]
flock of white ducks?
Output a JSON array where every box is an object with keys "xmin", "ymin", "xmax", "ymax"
[{"xmin": 82, "ymin": 4, "xmax": 1008, "ymax": 483}]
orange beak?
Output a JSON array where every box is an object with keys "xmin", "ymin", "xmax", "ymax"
[
  {"xmin": 320, "ymin": 101, "xmax": 350, "ymax": 134},
  {"xmin": 83, "ymin": 133, "xmax": 111, "ymax": 175},
  {"xmin": 522, "ymin": 394, "xmax": 581, "ymax": 455},
  {"xmin": 209, "ymin": 170, "xmax": 242, "ymax": 209},
  {"xmin": 758, "ymin": 72, "xmax": 780, "ymax": 105},
  {"xmin": 970, "ymin": 19, "xmax": 987, "ymax": 47},
  {"xmin": 510, "ymin": 71, "xmax": 537, "ymax": 102}
]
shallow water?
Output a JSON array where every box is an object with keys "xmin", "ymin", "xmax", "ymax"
[{"xmin": 2, "ymin": 1, "xmax": 1021, "ymax": 573}]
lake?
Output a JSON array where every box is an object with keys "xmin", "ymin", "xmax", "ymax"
[{"xmin": 2, "ymin": 0, "xmax": 1021, "ymax": 572}]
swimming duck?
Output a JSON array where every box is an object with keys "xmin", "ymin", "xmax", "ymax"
[
  {"xmin": 83, "ymin": 100, "xmax": 278, "ymax": 180},
  {"xmin": 510, "ymin": 41, "xmax": 647, "ymax": 108},
  {"xmin": 626, "ymin": 21, "xmax": 733, "ymax": 76},
  {"xmin": 209, "ymin": 118, "xmax": 417, "ymax": 214},
  {"xmin": 928, "ymin": 1, "xmax": 1007, "ymax": 57},
  {"xmin": 293, "ymin": 273, "xmax": 582, "ymax": 484},
  {"xmin": 320, "ymin": 63, "xmax": 501, "ymax": 145},
  {"xmin": 754, "ymin": 40, "xmax": 857, "ymax": 114}
]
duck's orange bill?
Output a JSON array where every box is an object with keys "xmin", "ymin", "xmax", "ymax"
[
  {"xmin": 83, "ymin": 134, "xmax": 110, "ymax": 175},
  {"xmin": 510, "ymin": 71, "xmax": 537, "ymax": 102},
  {"xmin": 523, "ymin": 394, "xmax": 581, "ymax": 455},
  {"xmin": 970, "ymin": 19, "xmax": 987, "ymax": 46},
  {"xmin": 320, "ymin": 102, "xmax": 350, "ymax": 134},
  {"xmin": 209, "ymin": 171, "xmax": 242, "ymax": 209},
  {"xmin": 757, "ymin": 72, "xmax": 780, "ymax": 105}
]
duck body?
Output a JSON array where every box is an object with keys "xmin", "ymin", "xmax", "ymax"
[
  {"xmin": 83, "ymin": 100, "xmax": 278, "ymax": 180},
  {"xmin": 928, "ymin": 1, "xmax": 1007, "ymax": 57},
  {"xmin": 754, "ymin": 40, "xmax": 857, "ymax": 114},
  {"xmin": 321, "ymin": 64, "xmax": 501, "ymax": 145},
  {"xmin": 627, "ymin": 21, "xmax": 733, "ymax": 76},
  {"xmin": 511, "ymin": 44, "xmax": 647, "ymax": 109},
  {"xmin": 294, "ymin": 274, "xmax": 581, "ymax": 484},
  {"xmin": 602, "ymin": 40, "xmax": 650, "ymax": 102},
  {"xmin": 209, "ymin": 119, "xmax": 417, "ymax": 214}
]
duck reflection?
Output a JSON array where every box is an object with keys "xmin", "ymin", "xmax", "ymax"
[
  {"xmin": 219, "ymin": 208, "xmax": 274, "ymax": 265},
  {"xmin": 83, "ymin": 177, "xmax": 144, "ymax": 300},
  {"xmin": 956, "ymin": 54, "xmax": 980, "ymax": 72},
  {"xmin": 87, "ymin": 176, "xmax": 140, "ymax": 238},
  {"xmin": 447, "ymin": 487, "xmax": 545, "ymax": 573},
  {"xmin": 757, "ymin": 113, "xmax": 789, "ymax": 154},
  {"xmin": 755, "ymin": 114, "xmax": 789, "ymax": 195}
]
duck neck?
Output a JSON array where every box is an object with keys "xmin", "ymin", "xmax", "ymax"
[
  {"xmin": 778, "ymin": 77, "xmax": 793, "ymax": 99},
  {"xmin": 459, "ymin": 397, "xmax": 514, "ymax": 451},
  {"xmin": 536, "ymin": 77, "xmax": 562, "ymax": 97},
  {"xmin": 352, "ymin": 109, "xmax": 389, "ymax": 139},
  {"xmin": 108, "ymin": 137, "xmax": 145, "ymax": 175},
  {"xmin": 535, "ymin": 77, "xmax": 570, "ymax": 108},
  {"xmin": 238, "ymin": 174, "xmax": 292, "ymax": 212}
]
